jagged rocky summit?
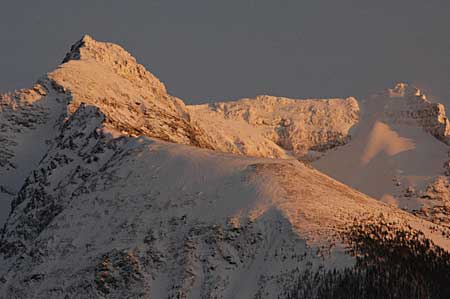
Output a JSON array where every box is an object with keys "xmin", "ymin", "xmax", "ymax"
[
  {"xmin": 0, "ymin": 34, "xmax": 362, "ymax": 225},
  {"xmin": 0, "ymin": 35, "xmax": 450, "ymax": 298}
]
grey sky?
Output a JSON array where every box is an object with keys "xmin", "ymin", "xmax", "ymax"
[{"xmin": 0, "ymin": 0, "xmax": 449, "ymax": 104}]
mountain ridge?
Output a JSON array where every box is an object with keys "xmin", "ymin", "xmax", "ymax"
[
  {"xmin": 2, "ymin": 99, "xmax": 449, "ymax": 298},
  {"xmin": 0, "ymin": 34, "xmax": 365, "ymax": 217},
  {"xmin": 1, "ymin": 35, "xmax": 450, "ymax": 298}
]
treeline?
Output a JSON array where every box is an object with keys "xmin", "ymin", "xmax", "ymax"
[{"xmin": 284, "ymin": 220, "xmax": 450, "ymax": 299}]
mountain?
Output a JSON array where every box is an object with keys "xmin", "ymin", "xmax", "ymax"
[
  {"xmin": 0, "ymin": 35, "xmax": 359, "ymax": 226},
  {"xmin": 1, "ymin": 35, "xmax": 450, "ymax": 298},
  {"xmin": 313, "ymin": 83, "xmax": 450, "ymax": 227}
]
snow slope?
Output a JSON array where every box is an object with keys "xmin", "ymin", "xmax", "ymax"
[
  {"xmin": 1, "ymin": 104, "xmax": 448, "ymax": 298},
  {"xmin": 0, "ymin": 35, "xmax": 360, "ymax": 225},
  {"xmin": 1, "ymin": 36, "xmax": 450, "ymax": 298},
  {"xmin": 51, "ymin": 35, "xmax": 360, "ymax": 161},
  {"xmin": 313, "ymin": 83, "xmax": 450, "ymax": 224},
  {"xmin": 0, "ymin": 80, "xmax": 70, "ymax": 225}
]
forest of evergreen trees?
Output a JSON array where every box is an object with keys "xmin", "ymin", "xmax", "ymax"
[{"xmin": 284, "ymin": 219, "xmax": 450, "ymax": 299}]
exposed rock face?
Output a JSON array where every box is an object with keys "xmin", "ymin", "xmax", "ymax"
[
  {"xmin": 0, "ymin": 84, "xmax": 50, "ymax": 170},
  {"xmin": 385, "ymin": 83, "xmax": 450, "ymax": 144},
  {"xmin": 1, "ymin": 104, "xmax": 109, "ymax": 258},
  {"xmin": 189, "ymin": 95, "xmax": 359, "ymax": 160},
  {"xmin": 408, "ymin": 95, "xmax": 450, "ymax": 145},
  {"xmin": 0, "ymin": 79, "xmax": 70, "ymax": 222},
  {"xmin": 410, "ymin": 176, "xmax": 450, "ymax": 229}
]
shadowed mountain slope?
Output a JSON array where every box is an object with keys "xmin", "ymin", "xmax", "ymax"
[{"xmin": 1, "ymin": 36, "xmax": 450, "ymax": 298}]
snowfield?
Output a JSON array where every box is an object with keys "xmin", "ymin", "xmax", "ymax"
[{"xmin": 1, "ymin": 36, "xmax": 450, "ymax": 298}]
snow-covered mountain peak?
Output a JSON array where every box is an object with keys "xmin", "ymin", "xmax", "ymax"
[
  {"xmin": 358, "ymin": 82, "xmax": 450, "ymax": 145},
  {"xmin": 314, "ymin": 81, "xmax": 450, "ymax": 227},
  {"xmin": 61, "ymin": 35, "xmax": 167, "ymax": 95},
  {"xmin": 0, "ymin": 35, "xmax": 362, "ymax": 209},
  {"xmin": 48, "ymin": 35, "xmax": 217, "ymax": 149},
  {"xmin": 1, "ymin": 37, "xmax": 450, "ymax": 298},
  {"xmin": 40, "ymin": 35, "xmax": 362, "ymax": 161}
]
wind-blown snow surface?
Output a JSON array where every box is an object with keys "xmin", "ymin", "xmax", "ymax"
[
  {"xmin": 1, "ymin": 36, "xmax": 450, "ymax": 298},
  {"xmin": 1, "ymin": 105, "xmax": 448, "ymax": 298},
  {"xmin": 313, "ymin": 83, "xmax": 450, "ymax": 224}
]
